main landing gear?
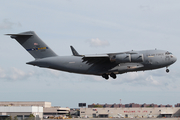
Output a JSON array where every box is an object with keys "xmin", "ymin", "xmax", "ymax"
[
  {"xmin": 102, "ymin": 73, "xmax": 117, "ymax": 80},
  {"xmin": 102, "ymin": 74, "xmax": 109, "ymax": 80}
]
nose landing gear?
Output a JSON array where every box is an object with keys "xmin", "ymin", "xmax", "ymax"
[
  {"xmin": 166, "ymin": 66, "xmax": 170, "ymax": 73},
  {"xmin": 166, "ymin": 69, "xmax": 169, "ymax": 73}
]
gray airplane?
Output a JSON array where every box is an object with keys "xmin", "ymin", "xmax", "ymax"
[{"xmin": 6, "ymin": 31, "xmax": 177, "ymax": 80}]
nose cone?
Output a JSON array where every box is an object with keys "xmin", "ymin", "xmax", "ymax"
[
  {"xmin": 174, "ymin": 56, "xmax": 177, "ymax": 63},
  {"xmin": 172, "ymin": 55, "xmax": 177, "ymax": 63}
]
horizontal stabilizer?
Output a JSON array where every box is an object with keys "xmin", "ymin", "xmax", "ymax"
[
  {"xmin": 5, "ymin": 33, "xmax": 33, "ymax": 39},
  {"xmin": 5, "ymin": 33, "xmax": 33, "ymax": 36}
]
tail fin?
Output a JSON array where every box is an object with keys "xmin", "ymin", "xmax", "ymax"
[{"xmin": 6, "ymin": 31, "xmax": 57, "ymax": 59}]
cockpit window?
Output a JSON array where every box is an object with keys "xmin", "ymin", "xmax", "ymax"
[{"xmin": 165, "ymin": 51, "xmax": 172, "ymax": 55}]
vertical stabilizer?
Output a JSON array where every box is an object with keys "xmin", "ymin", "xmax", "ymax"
[{"xmin": 6, "ymin": 31, "xmax": 57, "ymax": 59}]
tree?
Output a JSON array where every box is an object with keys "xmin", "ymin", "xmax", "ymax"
[
  {"xmin": 25, "ymin": 114, "xmax": 35, "ymax": 120},
  {"xmin": 68, "ymin": 111, "xmax": 72, "ymax": 118},
  {"xmin": 5, "ymin": 116, "xmax": 12, "ymax": 120},
  {"xmin": 14, "ymin": 116, "xmax": 18, "ymax": 120},
  {"xmin": 93, "ymin": 105, "xmax": 103, "ymax": 108},
  {"xmin": 29, "ymin": 114, "xmax": 35, "ymax": 118}
]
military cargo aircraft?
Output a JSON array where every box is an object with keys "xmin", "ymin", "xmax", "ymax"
[{"xmin": 6, "ymin": 31, "xmax": 177, "ymax": 80}]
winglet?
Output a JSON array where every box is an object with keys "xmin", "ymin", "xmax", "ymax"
[{"xmin": 70, "ymin": 46, "xmax": 82, "ymax": 56}]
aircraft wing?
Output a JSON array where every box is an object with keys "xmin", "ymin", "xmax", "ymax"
[
  {"xmin": 81, "ymin": 50, "xmax": 140, "ymax": 65},
  {"xmin": 82, "ymin": 51, "xmax": 139, "ymax": 65},
  {"xmin": 82, "ymin": 54, "xmax": 110, "ymax": 65}
]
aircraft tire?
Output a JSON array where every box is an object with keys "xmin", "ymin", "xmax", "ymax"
[
  {"xmin": 110, "ymin": 73, "xmax": 116, "ymax": 79},
  {"xmin": 166, "ymin": 69, "xmax": 169, "ymax": 73},
  {"xmin": 102, "ymin": 74, "xmax": 109, "ymax": 80}
]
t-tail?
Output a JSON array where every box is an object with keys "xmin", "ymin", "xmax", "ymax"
[{"xmin": 6, "ymin": 31, "xmax": 57, "ymax": 59}]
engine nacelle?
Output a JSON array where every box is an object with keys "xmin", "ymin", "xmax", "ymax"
[
  {"xmin": 114, "ymin": 54, "xmax": 131, "ymax": 63},
  {"xmin": 131, "ymin": 54, "xmax": 144, "ymax": 62},
  {"xmin": 110, "ymin": 54, "xmax": 144, "ymax": 63}
]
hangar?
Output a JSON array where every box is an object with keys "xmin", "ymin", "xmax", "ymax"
[
  {"xmin": 0, "ymin": 106, "xmax": 43, "ymax": 120},
  {"xmin": 0, "ymin": 101, "xmax": 70, "ymax": 119}
]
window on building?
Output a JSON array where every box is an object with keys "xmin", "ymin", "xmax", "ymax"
[
  {"xmin": 57, "ymin": 110, "xmax": 68, "ymax": 111},
  {"xmin": 17, "ymin": 115, "xmax": 23, "ymax": 120},
  {"xmin": 24, "ymin": 115, "xmax": 30, "ymax": 119}
]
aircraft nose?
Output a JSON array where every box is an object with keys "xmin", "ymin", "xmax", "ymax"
[{"xmin": 172, "ymin": 55, "xmax": 177, "ymax": 63}]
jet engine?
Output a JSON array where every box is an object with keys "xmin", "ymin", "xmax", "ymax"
[
  {"xmin": 110, "ymin": 54, "xmax": 144, "ymax": 63},
  {"xmin": 112, "ymin": 54, "xmax": 131, "ymax": 63},
  {"xmin": 131, "ymin": 54, "xmax": 144, "ymax": 62}
]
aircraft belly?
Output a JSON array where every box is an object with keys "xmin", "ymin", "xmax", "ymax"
[
  {"xmin": 48, "ymin": 57, "xmax": 92, "ymax": 74},
  {"xmin": 46, "ymin": 57, "xmax": 118, "ymax": 75},
  {"xmin": 59, "ymin": 62, "xmax": 92, "ymax": 73}
]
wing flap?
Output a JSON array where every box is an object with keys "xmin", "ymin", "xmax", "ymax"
[
  {"xmin": 82, "ymin": 54, "xmax": 110, "ymax": 65},
  {"xmin": 84, "ymin": 54, "xmax": 109, "ymax": 57}
]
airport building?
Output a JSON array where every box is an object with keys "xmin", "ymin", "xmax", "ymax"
[
  {"xmin": 80, "ymin": 103, "xmax": 180, "ymax": 118},
  {"xmin": 0, "ymin": 101, "xmax": 70, "ymax": 120},
  {"xmin": 0, "ymin": 106, "xmax": 43, "ymax": 120}
]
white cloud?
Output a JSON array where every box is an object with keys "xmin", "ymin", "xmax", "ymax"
[
  {"xmin": 88, "ymin": 38, "xmax": 110, "ymax": 47},
  {"xmin": 49, "ymin": 69, "xmax": 61, "ymax": 77},
  {"xmin": 110, "ymin": 69, "xmax": 179, "ymax": 90},
  {"xmin": 0, "ymin": 67, "xmax": 34, "ymax": 80},
  {"xmin": 0, "ymin": 67, "xmax": 6, "ymax": 78},
  {"xmin": 0, "ymin": 19, "xmax": 21, "ymax": 30},
  {"xmin": 139, "ymin": 5, "xmax": 153, "ymax": 11},
  {"xmin": 145, "ymin": 75, "xmax": 160, "ymax": 85},
  {"xmin": 0, "ymin": 66, "xmax": 78, "ymax": 82}
]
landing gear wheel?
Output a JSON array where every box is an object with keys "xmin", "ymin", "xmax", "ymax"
[
  {"xmin": 166, "ymin": 69, "xmax": 169, "ymax": 73},
  {"xmin": 110, "ymin": 73, "xmax": 116, "ymax": 79},
  {"xmin": 102, "ymin": 74, "xmax": 109, "ymax": 80}
]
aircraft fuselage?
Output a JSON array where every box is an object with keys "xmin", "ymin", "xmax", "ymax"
[
  {"xmin": 27, "ymin": 50, "xmax": 176, "ymax": 76},
  {"xmin": 7, "ymin": 31, "xmax": 177, "ymax": 80}
]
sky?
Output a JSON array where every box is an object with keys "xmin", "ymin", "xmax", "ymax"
[{"xmin": 0, "ymin": 0, "xmax": 180, "ymax": 108}]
